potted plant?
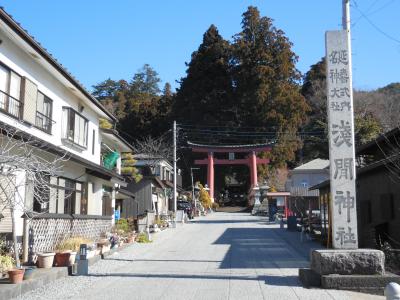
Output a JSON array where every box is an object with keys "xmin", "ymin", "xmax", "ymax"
[
  {"xmin": 97, "ymin": 238, "xmax": 111, "ymax": 255},
  {"xmin": 55, "ymin": 237, "xmax": 92, "ymax": 265},
  {"xmin": 37, "ymin": 252, "xmax": 55, "ymax": 268},
  {"xmin": 54, "ymin": 250, "xmax": 71, "ymax": 267},
  {"xmin": 0, "ymin": 255, "xmax": 15, "ymax": 279},
  {"xmin": 126, "ymin": 233, "xmax": 135, "ymax": 243},
  {"xmin": 8, "ymin": 268, "xmax": 25, "ymax": 284}
]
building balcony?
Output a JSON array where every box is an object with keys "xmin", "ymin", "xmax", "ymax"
[{"xmin": 0, "ymin": 89, "xmax": 22, "ymax": 119}]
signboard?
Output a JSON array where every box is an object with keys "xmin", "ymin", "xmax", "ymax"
[
  {"xmin": 114, "ymin": 209, "xmax": 120, "ymax": 221},
  {"xmin": 326, "ymin": 30, "xmax": 358, "ymax": 249},
  {"xmin": 229, "ymin": 152, "xmax": 235, "ymax": 160}
]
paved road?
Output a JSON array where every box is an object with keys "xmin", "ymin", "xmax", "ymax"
[{"xmin": 16, "ymin": 212, "xmax": 382, "ymax": 300}]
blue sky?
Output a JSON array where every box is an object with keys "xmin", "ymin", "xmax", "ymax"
[{"xmin": 1, "ymin": 1, "xmax": 399, "ymax": 91}]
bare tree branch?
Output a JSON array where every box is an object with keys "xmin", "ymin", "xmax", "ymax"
[
  {"xmin": 0, "ymin": 124, "xmax": 69, "ymax": 266},
  {"xmin": 131, "ymin": 135, "xmax": 173, "ymax": 170}
]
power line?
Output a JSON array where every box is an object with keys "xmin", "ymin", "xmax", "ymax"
[{"xmin": 351, "ymin": 0, "xmax": 400, "ymax": 44}]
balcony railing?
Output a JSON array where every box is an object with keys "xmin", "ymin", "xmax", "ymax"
[
  {"xmin": 36, "ymin": 111, "xmax": 55, "ymax": 134},
  {"xmin": 0, "ymin": 90, "xmax": 22, "ymax": 119}
]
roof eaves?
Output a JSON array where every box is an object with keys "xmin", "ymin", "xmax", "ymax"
[{"xmin": 100, "ymin": 128, "xmax": 134, "ymax": 151}]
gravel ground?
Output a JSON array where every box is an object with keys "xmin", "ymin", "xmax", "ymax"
[{"xmin": 13, "ymin": 212, "xmax": 384, "ymax": 300}]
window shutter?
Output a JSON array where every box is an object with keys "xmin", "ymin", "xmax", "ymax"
[
  {"xmin": 49, "ymin": 176, "xmax": 58, "ymax": 213},
  {"xmin": 36, "ymin": 92, "xmax": 44, "ymax": 114},
  {"xmin": 21, "ymin": 77, "xmax": 38, "ymax": 124}
]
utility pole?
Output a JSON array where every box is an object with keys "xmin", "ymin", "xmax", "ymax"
[
  {"xmin": 342, "ymin": 0, "xmax": 351, "ymax": 31},
  {"xmin": 173, "ymin": 120, "xmax": 177, "ymax": 212},
  {"xmin": 191, "ymin": 167, "xmax": 199, "ymax": 215},
  {"xmin": 342, "ymin": 0, "xmax": 353, "ymax": 97}
]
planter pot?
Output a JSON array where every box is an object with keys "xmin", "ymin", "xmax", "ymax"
[
  {"xmin": 97, "ymin": 239, "xmax": 109, "ymax": 248},
  {"xmin": 86, "ymin": 250, "xmax": 95, "ymax": 259},
  {"xmin": 69, "ymin": 252, "xmax": 77, "ymax": 266},
  {"xmin": 37, "ymin": 252, "xmax": 55, "ymax": 268},
  {"xmin": 54, "ymin": 252, "xmax": 71, "ymax": 267},
  {"xmin": 8, "ymin": 268, "xmax": 25, "ymax": 284},
  {"xmin": 101, "ymin": 244, "xmax": 111, "ymax": 255},
  {"xmin": 23, "ymin": 266, "xmax": 36, "ymax": 280}
]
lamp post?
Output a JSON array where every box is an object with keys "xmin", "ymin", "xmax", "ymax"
[{"xmin": 191, "ymin": 167, "xmax": 200, "ymax": 216}]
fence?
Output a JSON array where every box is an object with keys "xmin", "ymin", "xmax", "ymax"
[{"xmin": 28, "ymin": 215, "xmax": 112, "ymax": 254}]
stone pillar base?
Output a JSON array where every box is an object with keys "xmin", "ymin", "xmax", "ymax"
[
  {"xmin": 311, "ymin": 249, "xmax": 385, "ymax": 275},
  {"xmin": 299, "ymin": 249, "xmax": 400, "ymax": 295}
]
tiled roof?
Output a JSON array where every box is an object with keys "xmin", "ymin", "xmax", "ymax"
[
  {"xmin": 0, "ymin": 7, "xmax": 116, "ymax": 121},
  {"xmin": 293, "ymin": 159, "xmax": 330, "ymax": 171}
]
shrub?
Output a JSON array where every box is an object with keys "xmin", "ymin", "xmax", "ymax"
[
  {"xmin": 0, "ymin": 255, "xmax": 15, "ymax": 274},
  {"xmin": 121, "ymin": 152, "xmax": 134, "ymax": 160},
  {"xmin": 198, "ymin": 183, "xmax": 212, "ymax": 209},
  {"xmin": 136, "ymin": 232, "xmax": 152, "ymax": 243},
  {"xmin": 0, "ymin": 237, "xmax": 8, "ymax": 256},
  {"xmin": 99, "ymin": 118, "xmax": 113, "ymax": 129},
  {"xmin": 116, "ymin": 218, "xmax": 130, "ymax": 233},
  {"xmin": 154, "ymin": 217, "xmax": 162, "ymax": 227},
  {"xmin": 56, "ymin": 237, "xmax": 93, "ymax": 252}
]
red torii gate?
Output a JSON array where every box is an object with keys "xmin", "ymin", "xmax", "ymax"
[{"xmin": 190, "ymin": 142, "xmax": 271, "ymax": 200}]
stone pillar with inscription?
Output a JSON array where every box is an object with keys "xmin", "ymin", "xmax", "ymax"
[
  {"xmin": 326, "ymin": 30, "xmax": 358, "ymax": 249},
  {"xmin": 299, "ymin": 28, "xmax": 389, "ymax": 290}
]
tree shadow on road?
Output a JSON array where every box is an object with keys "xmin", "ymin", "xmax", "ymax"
[
  {"xmin": 191, "ymin": 219, "xmax": 257, "ymax": 224},
  {"xmin": 103, "ymin": 258, "xmax": 222, "ymax": 263},
  {"xmin": 87, "ymin": 272, "xmax": 301, "ymax": 287},
  {"xmin": 213, "ymin": 228, "xmax": 314, "ymax": 269}
]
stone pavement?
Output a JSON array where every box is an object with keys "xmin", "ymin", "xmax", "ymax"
[{"xmin": 14, "ymin": 212, "xmax": 383, "ymax": 300}]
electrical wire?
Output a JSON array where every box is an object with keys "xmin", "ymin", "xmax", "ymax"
[{"xmin": 351, "ymin": 0, "xmax": 400, "ymax": 44}]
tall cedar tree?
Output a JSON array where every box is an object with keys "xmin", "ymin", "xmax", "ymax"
[
  {"xmin": 232, "ymin": 6, "xmax": 310, "ymax": 168},
  {"xmin": 300, "ymin": 59, "xmax": 329, "ymax": 161},
  {"xmin": 173, "ymin": 25, "xmax": 234, "ymax": 128}
]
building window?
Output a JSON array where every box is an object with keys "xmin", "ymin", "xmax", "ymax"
[
  {"xmin": 62, "ymin": 107, "xmax": 88, "ymax": 148},
  {"xmin": 52, "ymin": 177, "xmax": 82, "ymax": 215},
  {"xmin": 33, "ymin": 176, "xmax": 51, "ymax": 213},
  {"xmin": 0, "ymin": 64, "xmax": 22, "ymax": 118},
  {"xmin": 80, "ymin": 183, "xmax": 88, "ymax": 215},
  {"xmin": 102, "ymin": 186, "xmax": 113, "ymax": 216},
  {"xmin": 36, "ymin": 92, "xmax": 53, "ymax": 133},
  {"xmin": 63, "ymin": 178, "xmax": 76, "ymax": 214}
]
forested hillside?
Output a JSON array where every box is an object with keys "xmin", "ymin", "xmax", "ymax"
[{"xmin": 92, "ymin": 6, "xmax": 398, "ymax": 176}]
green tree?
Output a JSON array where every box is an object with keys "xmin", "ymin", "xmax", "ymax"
[
  {"xmin": 300, "ymin": 58, "xmax": 329, "ymax": 161},
  {"xmin": 300, "ymin": 58, "xmax": 382, "ymax": 161},
  {"xmin": 92, "ymin": 78, "xmax": 120, "ymax": 101},
  {"xmin": 355, "ymin": 114, "xmax": 381, "ymax": 146},
  {"xmin": 173, "ymin": 25, "xmax": 234, "ymax": 127},
  {"xmin": 130, "ymin": 64, "xmax": 161, "ymax": 96},
  {"xmin": 233, "ymin": 6, "xmax": 310, "ymax": 167}
]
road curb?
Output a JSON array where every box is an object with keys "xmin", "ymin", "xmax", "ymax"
[{"xmin": 0, "ymin": 243, "xmax": 135, "ymax": 299}]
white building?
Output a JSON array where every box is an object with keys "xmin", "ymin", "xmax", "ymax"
[
  {"xmin": 285, "ymin": 158, "xmax": 330, "ymax": 215},
  {"xmin": 0, "ymin": 8, "xmax": 130, "ymax": 257}
]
